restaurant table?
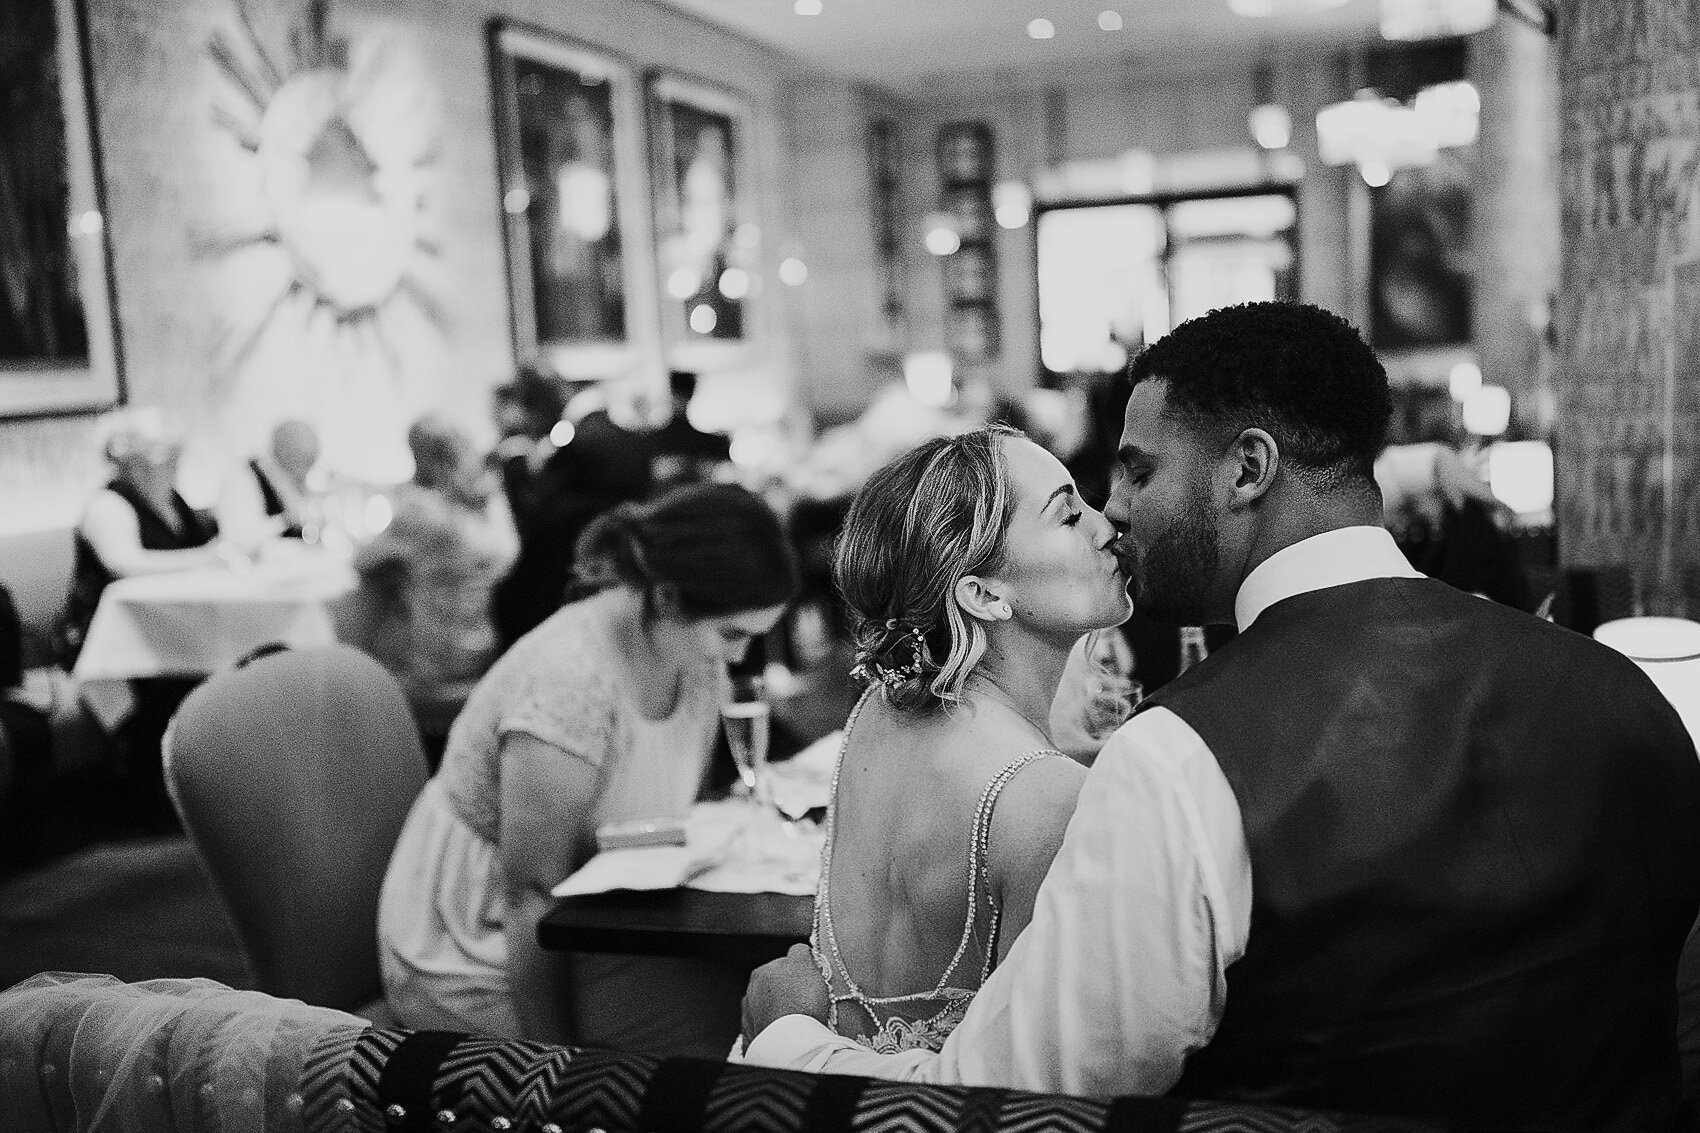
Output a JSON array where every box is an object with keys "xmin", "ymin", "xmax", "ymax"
[
  {"xmin": 539, "ymin": 888, "xmax": 814, "ymax": 966},
  {"xmin": 72, "ymin": 549, "xmax": 357, "ymax": 731}
]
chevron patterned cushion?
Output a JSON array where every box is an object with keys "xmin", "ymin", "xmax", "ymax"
[{"xmin": 298, "ymin": 1028, "xmax": 1444, "ymax": 1133}]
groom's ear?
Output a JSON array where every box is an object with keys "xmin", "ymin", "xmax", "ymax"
[{"xmin": 954, "ymin": 575, "xmax": 1010, "ymax": 623}]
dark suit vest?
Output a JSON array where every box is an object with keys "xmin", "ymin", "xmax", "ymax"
[{"xmin": 1149, "ymin": 577, "xmax": 1700, "ymax": 1130}]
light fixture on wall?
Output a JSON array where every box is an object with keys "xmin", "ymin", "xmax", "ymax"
[
  {"xmin": 1448, "ymin": 359, "xmax": 1482, "ymax": 401},
  {"xmin": 778, "ymin": 256, "xmax": 808, "ymax": 285},
  {"xmin": 1462, "ymin": 384, "xmax": 1512, "ymax": 436},
  {"xmin": 993, "ymin": 182, "xmax": 1032, "ymax": 229},
  {"xmin": 1380, "ymin": 0, "xmax": 1495, "ymax": 41},
  {"xmin": 922, "ymin": 211, "xmax": 963, "ymax": 256},
  {"xmin": 1316, "ymin": 80, "xmax": 1478, "ymax": 184},
  {"xmin": 1248, "ymin": 59, "xmax": 1291, "ymax": 151},
  {"xmin": 1486, "ymin": 439, "xmax": 1553, "ymax": 518},
  {"xmin": 904, "ymin": 351, "xmax": 954, "ymax": 408}
]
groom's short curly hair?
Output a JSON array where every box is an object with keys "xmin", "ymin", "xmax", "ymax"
[{"xmin": 1129, "ymin": 301, "xmax": 1391, "ymax": 492}]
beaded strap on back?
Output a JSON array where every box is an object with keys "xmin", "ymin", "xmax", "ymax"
[{"xmin": 812, "ymin": 687, "xmax": 1062, "ymax": 1028}]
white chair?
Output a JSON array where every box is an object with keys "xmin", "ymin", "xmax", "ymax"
[{"xmin": 164, "ymin": 645, "xmax": 426, "ymax": 1019}]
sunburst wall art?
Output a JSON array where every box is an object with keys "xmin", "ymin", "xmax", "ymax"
[{"xmin": 197, "ymin": 0, "xmax": 444, "ymax": 479}]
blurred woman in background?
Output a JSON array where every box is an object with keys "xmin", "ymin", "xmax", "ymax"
[
  {"xmin": 58, "ymin": 408, "xmax": 220, "ymax": 818},
  {"xmin": 379, "ymin": 482, "xmax": 799, "ymax": 1052}
]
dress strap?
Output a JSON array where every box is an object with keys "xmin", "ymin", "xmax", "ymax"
[
  {"xmin": 812, "ymin": 687, "xmax": 1065, "ymax": 1015},
  {"xmin": 966, "ymin": 748, "xmax": 1064, "ymax": 985}
]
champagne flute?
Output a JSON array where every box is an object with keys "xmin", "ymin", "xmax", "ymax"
[
  {"xmin": 721, "ymin": 670, "xmax": 772, "ymax": 812},
  {"xmin": 1082, "ymin": 627, "xmax": 1142, "ymax": 738}
]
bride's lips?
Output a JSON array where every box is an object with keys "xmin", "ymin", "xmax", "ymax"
[{"xmin": 1110, "ymin": 535, "xmax": 1139, "ymax": 575}]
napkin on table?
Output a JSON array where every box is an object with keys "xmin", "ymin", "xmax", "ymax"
[{"xmin": 552, "ymin": 798, "xmax": 824, "ymax": 898}]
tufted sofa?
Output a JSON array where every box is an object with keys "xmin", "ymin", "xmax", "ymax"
[{"xmin": 0, "ymin": 973, "xmax": 1443, "ymax": 1133}]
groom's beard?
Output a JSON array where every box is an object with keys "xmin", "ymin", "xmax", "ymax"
[{"xmin": 1120, "ymin": 506, "xmax": 1219, "ymax": 626}]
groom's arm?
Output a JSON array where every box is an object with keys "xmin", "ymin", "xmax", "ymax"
[{"xmin": 742, "ymin": 707, "xmax": 1251, "ymax": 1095}]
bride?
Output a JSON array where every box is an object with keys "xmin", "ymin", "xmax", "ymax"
[{"xmin": 811, "ymin": 425, "xmax": 1132, "ymax": 1052}]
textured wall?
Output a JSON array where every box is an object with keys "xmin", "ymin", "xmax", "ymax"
[
  {"xmin": 1554, "ymin": 0, "xmax": 1700, "ymax": 607},
  {"xmin": 0, "ymin": 0, "xmax": 794, "ymax": 530}
]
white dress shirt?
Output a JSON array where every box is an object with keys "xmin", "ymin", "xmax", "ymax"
[{"xmin": 744, "ymin": 526, "xmax": 1423, "ymax": 1095}]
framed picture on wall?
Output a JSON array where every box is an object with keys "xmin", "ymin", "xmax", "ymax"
[
  {"xmin": 1370, "ymin": 151, "xmax": 1473, "ymax": 351},
  {"xmin": 0, "ymin": 0, "xmax": 123, "ymax": 419},
  {"xmin": 489, "ymin": 21, "xmax": 652, "ymax": 380},
  {"xmin": 646, "ymin": 71, "xmax": 758, "ymax": 371}
]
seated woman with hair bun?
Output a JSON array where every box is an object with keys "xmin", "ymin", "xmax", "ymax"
[
  {"xmin": 807, "ymin": 425, "xmax": 1132, "ymax": 1053},
  {"xmin": 378, "ymin": 482, "xmax": 799, "ymax": 1053}
]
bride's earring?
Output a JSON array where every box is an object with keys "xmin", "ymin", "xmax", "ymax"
[{"xmin": 996, "ymin": 601, "xmax": 1012, "ymax": 619}]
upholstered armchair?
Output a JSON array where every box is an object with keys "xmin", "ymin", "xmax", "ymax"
[{"xmin": 0, "ymin": 973, "xmax": 1440, "ymax": 1133}]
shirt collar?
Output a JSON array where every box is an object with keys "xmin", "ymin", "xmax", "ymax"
[{"xmin": 1233, "ymin": 525, "xmax": 1424, "ymax": 631}]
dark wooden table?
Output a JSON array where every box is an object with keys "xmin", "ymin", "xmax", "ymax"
[{"xmin": 539, "ymin": 888, "xmax": 814, "ymax": 968}]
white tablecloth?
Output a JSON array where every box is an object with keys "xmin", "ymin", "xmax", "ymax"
[{"xmin": 72, "ymin": 550, "xmax": 357, "ymax": 730}]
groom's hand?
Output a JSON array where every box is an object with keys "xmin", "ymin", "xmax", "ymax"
[{"xmin": 742, "ymin": 943, "xmax": 829, "ymax": 1044}]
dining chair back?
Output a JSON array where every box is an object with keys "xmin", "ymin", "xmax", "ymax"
[{"xmin": 164, "ymin": 644, "xmax": 427, "ymax": 1015}]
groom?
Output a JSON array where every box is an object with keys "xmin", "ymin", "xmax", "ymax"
[{"xmin": 742, "ymin": 301, "xmax": 1700, "ymax": 1130}]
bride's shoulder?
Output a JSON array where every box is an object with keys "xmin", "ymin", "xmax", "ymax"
[{"xmin": 982, "ymin": 751, "xmax": 1085, "ymax": 864}]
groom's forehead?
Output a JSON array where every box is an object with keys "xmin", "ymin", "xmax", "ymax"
[{"xmin": 1121, "ymin": 380, "xmax": 1184, "ymax": 454}]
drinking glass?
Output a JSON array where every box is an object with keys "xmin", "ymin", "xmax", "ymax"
[
  {"xmin": 721, "ymin": 673, "xmax": 772, "ymax": 810},
  {"xmin": 1082, "ymin": 627, "xmax": 1143, "ymax": 737}
]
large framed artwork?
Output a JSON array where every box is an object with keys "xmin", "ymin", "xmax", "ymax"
[
  {"xmin": 0, "ymin": 0, "xmax": 122, "ymax": 418},
  {"xmin": 1370, "ymin": 151, "xmax": 1472, "ymax": 352},
  {"xmin": 646, "ymin": 71, "xmax": 758, "ymax": 371},
  {"xmin": 489, "ymin": 21, "xmax": 651, "ymax": 379}
]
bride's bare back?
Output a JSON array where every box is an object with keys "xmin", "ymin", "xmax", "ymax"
[{"xmin": 814, "ymin": 690, "xmax": 1084, "ymax": 1048}]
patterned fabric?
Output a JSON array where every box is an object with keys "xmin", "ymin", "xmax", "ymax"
[{"xmin": 299, "ymin": 1028, "xmax": 1445, "ymax": 1133}]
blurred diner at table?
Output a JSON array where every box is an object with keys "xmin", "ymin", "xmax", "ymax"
[
  {"xmin": 333, "ymin": 414, "xmax": 518, "ymax": 762},
  {"xmin": 378, "ymin": 481, "xmax": 798, "ymax": 1053},
  {"xmin": 53, "ymin": 408, "xmax": 220, "ymax": 816},
  {"xmin": 214, "ymin": 418, "xmax": 323, "ymax": 548}
]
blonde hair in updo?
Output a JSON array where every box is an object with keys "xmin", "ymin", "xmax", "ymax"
[{"xmin": 833, "ymin": 425, "xmax": 1020, "ymax": 713}]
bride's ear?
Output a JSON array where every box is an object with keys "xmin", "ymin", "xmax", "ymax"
[{"xmin": 954, "ymin": 575, "xmax": 1012, "ymax": 623}]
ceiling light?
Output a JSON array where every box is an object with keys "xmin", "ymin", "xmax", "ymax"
[
  {"xmin": 1359, "ymin": 161, "xmax": 1391, "ymax": 187},
  {"xmin": 793, "ymin": 0, "xmax": 823, "ymax": 14},
  {"xmin": 689, "ymin": 303, "xmax": 718, "ymax": 334},
  {"xmin": 1098, "ymin": 10, "xmax": 1123, "ymax": 30},
  {"xmin": 778, "ymin": 257, "xmax": 808, "ymax": 286},
  {"xmin": 1027, "ymin": 17, "xmax": 1056, "ymax": 39}
]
